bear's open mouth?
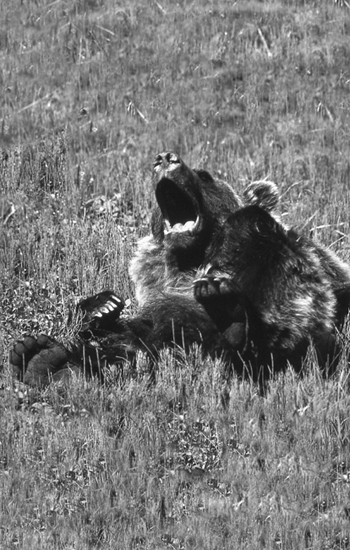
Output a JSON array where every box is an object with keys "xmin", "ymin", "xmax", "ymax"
[{"xmin": 156, "ymin": 178, "xmax": 200, "ymax": 235}]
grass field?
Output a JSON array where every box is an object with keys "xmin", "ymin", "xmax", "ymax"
[{"xmin": 1, "ymin": 0, "xmax": 350, "ymax": 548}]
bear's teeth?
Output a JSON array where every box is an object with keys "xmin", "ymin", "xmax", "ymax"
[
  {"xmin": 164, "ymin": 220, "xmax": 172, "ymax": 234},
  {"xmin": 183, "ymin": 220, "xmax": 196, "ymax": 231},
  {"xmin": 172, "ymin": 223, "xmax": 185, "ymax": 232},
  {"xmin": 164, "ymin": 220, "xmax": 197, "ymax": 235},
  {"xmin": 172, "ymin": 221, "xmax": 195, "ymax": 232}
]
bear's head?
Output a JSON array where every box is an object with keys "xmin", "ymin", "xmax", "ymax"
[{"xmin": 151, "ymin": 152, "xmax": 244, "ymax": 270}]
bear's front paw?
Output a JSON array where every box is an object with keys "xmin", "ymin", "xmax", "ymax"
[
  {"xmin": 193, "ymin": 275, "xmax": 246, "ymax": 335},
  {"xmin": 78, "ymin": 290, "xmax": 125, "ymax": 332}
]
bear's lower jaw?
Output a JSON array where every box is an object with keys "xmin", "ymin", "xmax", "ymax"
[{"xmin": 164, "ymin": 218, "xmax": 199, "ymax": 235}]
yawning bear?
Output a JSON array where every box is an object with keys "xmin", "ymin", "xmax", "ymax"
[{"xmin": 10, "ymin": 152, "xmax": 350, "ymax": 386}]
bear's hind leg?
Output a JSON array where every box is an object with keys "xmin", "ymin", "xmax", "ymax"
[{"xmin": 10, "ymin": 334, "xmax": 72, "ymax": 387}]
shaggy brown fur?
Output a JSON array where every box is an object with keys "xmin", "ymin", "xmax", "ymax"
[
  {"xmin": 195, "ymin": 205, "xmax": 350, "ymax": 378},
  {"xmin": 10, "ymin": 152, "xmax": 350, "ymax": 386}
]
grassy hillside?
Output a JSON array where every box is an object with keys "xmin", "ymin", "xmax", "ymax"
[{"xmin": 1, "ymin": 0, "xmax": 350, "ymax": 548}]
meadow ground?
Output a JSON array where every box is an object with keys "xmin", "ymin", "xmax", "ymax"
[{"xmin": 1, "ymin": 0, "xmax": 350, "ymax": 548}]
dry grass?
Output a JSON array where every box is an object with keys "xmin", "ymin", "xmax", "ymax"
[{"xmin": 1, "ymin": 0, "xmax": 350, "ymax": 548}]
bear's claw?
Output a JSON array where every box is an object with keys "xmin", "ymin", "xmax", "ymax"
[{"xmin": 78, "ymin": 290, "xmax": 125, "ymax": 332}]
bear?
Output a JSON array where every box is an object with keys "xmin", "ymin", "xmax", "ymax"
[
  {"xmin": 10, "ymin": 151, "xmax": 350, "ymax": 387},
  {"xmin": 10, "ymin": 152, "xmax": 280, "ymax": 386},
  {"xmin": 194, "ymin": 203, "xmax": 350, "ymax": 381}
]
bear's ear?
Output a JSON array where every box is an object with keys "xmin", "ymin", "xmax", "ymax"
[
  {"xmin": 243, "ymin": 181, "xmax": 280, "ymax": 213},
  {"xmin": 193, "ymin": 169, "xmax": 215, "ymax": 184}
]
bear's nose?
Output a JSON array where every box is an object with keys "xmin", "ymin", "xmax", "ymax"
[{"xmin": 154, "ymin": 152, "xmax": 180, "ymax": 170}]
